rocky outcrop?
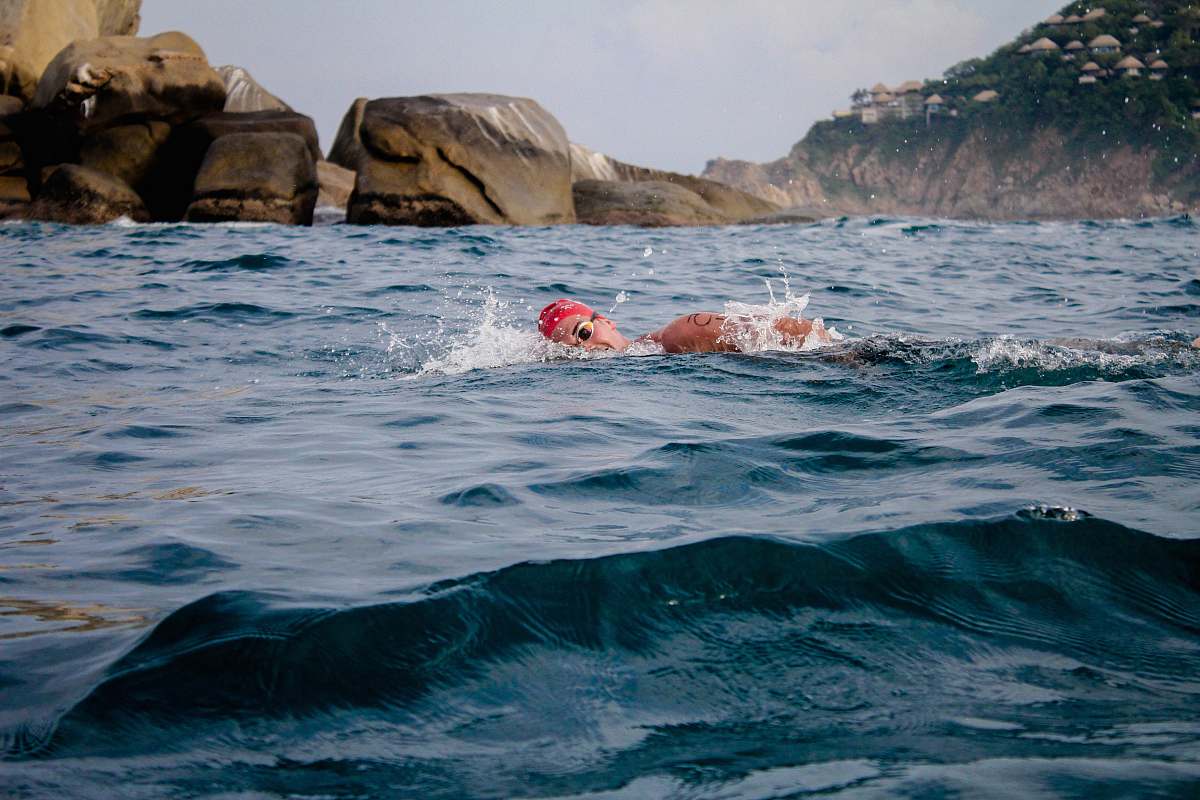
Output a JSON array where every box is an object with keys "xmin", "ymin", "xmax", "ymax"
[
  {"xmin": 0, "ymin": 96, "xmax": 28, "ymax": 217},
  {"xmin": 703, "ymin": 125, "xmax": 1197, "ymax": 220},
  {"xmin": 144, "ymin": 109, "xmax": 319, "ymax": 221},
  {"xmin": 78, "ymin": 118, "xmax": 168, "ymax": 187},
  {"xmin": 574, "ymin": 179, "xmax": 732, "ymax": 226},
  {"xmin": 570, "ymin": 142, "xmax": 778, "ymax": 225},
  {"xmin": 185, "ymin": 131, "xmax": 316, "ymax": 225},
  {"xmin": 316, "ymin": 160, "xmax": 353, "ymax": 210},
  {"xmin": 33, "ymin": 31, "xmax": 225, "ymax": 133},
  {"xmin": 341, "ymin": 93, "xmax": 574, "ymax": 226},
  {"xmin": 0, "ymin": 0, "xmax": 140, "ymax": 103},
  {"xmin": 215, "ymin": 65, "xmax": 291, "ymax": 113},
  {"xmin": 30, "ymin": 162, "xmax": 147, "ymax": 223},
  {"xmin": 327, "ymin": 96, "xmax": 365, "ymax": 171}
]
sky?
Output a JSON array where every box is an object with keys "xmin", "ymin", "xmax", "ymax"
[{"xmin": 141, "ymin": 1, "xmax": 1059, "ymax": 174}]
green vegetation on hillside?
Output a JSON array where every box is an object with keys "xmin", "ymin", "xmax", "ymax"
[{"xmin": 819, "ymin": 0, "xmax": 1200, "ymax": 197}]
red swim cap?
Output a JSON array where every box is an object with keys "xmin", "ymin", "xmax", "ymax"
[{"xmin": 538, "ymin": 298, "xmax": 596, "ymax": 339}]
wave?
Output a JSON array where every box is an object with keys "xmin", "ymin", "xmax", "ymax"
[{"xmin": 9, "ymin": 512, "xmax": 1198, "ymax": 767}]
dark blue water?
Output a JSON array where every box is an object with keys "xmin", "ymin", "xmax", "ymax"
[{"xmin": 1, "ymin": 217, "xmax": 1199, "ymax": 798}]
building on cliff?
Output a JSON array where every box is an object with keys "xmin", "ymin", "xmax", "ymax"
[
  {"xmin": 1089, "ymin": 34, "xmax": 1121, "ymax": 55},
  {"xmin": 1028, "ymin": 37, "xmax": 1061, "ymax": 56},
  {"xmin": 1115, "ymin": 55, "xmax": 1145, "ymax": 77}
]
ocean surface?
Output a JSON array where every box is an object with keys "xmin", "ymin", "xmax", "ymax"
[{"xmin": 1, "ymin": 216, "xmax": 1198, "ymax": 799}]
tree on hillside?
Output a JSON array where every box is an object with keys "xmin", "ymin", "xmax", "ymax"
[{"xmin": 851, "ymin": 88, "xmax": 870, "ymax": 108}]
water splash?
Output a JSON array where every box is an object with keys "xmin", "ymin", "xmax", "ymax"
[
  {"xmin": 719, "ymin": 271, "xmax": 843, "ymax": 353},
  {"xmin": 412, "ymin": 290, "xmax": 619, "ymax": 377}
]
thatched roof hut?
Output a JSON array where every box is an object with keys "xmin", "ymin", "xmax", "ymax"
[
  {"xmin": 1064, "ymin": 14, "xmax": 1082, "ymax": 24},
  {"xmin": 1065, "ymin": 40, "xmax": 1085, "ymax": 51},
  {"xmin": 1132, "ymin": 14, "xmax": 1151, "ymax": 24},
  {"xmin": 1082, "ymin": 9, "xmax": 1107, "ymax": 21},
  {"xmin": 1089, "ymin": 34, "xmax": 1121, "ymax": 52},
  {"xmin": 1029, "ymin": 37, "xmax": 1061, "ymax": 53},
  {"xmin": 1045, "ymin": 13, "xmax": 1064, "ymax": 24},
  {"xmin": 895, "ymin": 80, "xmax": 924, "ymax": 94},
  {"xmin": 1081, "ymin": 60, "xmax": 1103, "ymax": 73},
  {"xmin": 972, "ymin": 89, "xmax": 999, "ymax": 103},
  {"xmin": 1079, "ymin": 74, "xmax": 1098, "ymax": 84},
  {"xmin": 924, "ymin": 94, "xmax": 945, "ymax": 106}
]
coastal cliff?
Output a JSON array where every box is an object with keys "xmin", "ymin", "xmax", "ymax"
[{"xmin": 704, "ymin": 1, "xmax": 1200, "ymax": 219}]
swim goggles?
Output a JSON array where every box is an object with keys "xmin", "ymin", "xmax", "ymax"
[{"xmin": 576, "ymin": 312, "xmax": 599, "ymax": 342}]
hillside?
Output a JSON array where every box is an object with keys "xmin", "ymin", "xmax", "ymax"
[{"xmin": 703, "ymin": 1, "xmax": 1200, "ymax": 219}]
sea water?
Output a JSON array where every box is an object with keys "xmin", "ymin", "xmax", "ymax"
[{"xmin": 1, "ymin": 217, "xmax": 1198, "ymax": 798}]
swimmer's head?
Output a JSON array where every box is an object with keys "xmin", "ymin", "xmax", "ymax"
[{"xmin": 537, "ymin": 298, "xmax": 631, "ymax": 351}]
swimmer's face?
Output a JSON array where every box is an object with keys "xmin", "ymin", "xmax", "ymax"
[{"xmin": 549, "ymin": 313, "xmax": 630, "ymax": 351}]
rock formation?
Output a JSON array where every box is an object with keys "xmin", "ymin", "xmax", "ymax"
[
  {"xmin": 185, "ymin": 131, "xmax": 316, "ymax": 225},
  {"xmin": 570, "ymin": 142, "xmax": 778, "ymax": 225},
  {"xmin": 703, "ymin": 126, "xmax": 1195, "ymax": 220},
  {"xmin": 30, "ymin": 162, "xmax": 147, "ymax": 223},
  {"xmin": 327, "ymin": 97, "xmax": 365, "ymax": 172},
  {"xmin": 334, "ymin": 93, "xmax": 574, "ymax": 226},
  {"xmin": 78, "ymin": 118, "xmax": 169, "ymax": 187},
  {"xmin": 0, "ymin": 0, "xmax": 140, "ymax": 103},
  {"xmin": 215, "ymin": 65, "xmax": 291, "ymax": 113},
  {"xmin": 135, "ymin": 109, "xmax": 319, "ymax": 221},
  {"xmin": 0, "ymin": 94, "xmax": 28, "ymax": 217},
  {"xmin": 33, "ymin": 31, "xmax": 225, "ymax": 133},
  {"xmin": 316, "ymin": 160, "xmax": 353, "ymax": 209},
  {"xmin": 574, "ymin": 179, "xmax": 732, "ymax": 226}
]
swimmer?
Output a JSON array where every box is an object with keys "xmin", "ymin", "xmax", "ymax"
[{"xmin": 537, "ymin": 298, "xmax": 833, "ymax": 353}]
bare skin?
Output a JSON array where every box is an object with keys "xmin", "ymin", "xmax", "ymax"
[{"xmin": 547, "ymin": 311, "xmax": 829, "ymax": 353}]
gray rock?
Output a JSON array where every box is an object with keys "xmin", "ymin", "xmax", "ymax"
[
  {"xmin": 327, "ymin": 96, "xmax": 365, "ymax": 171},
  {"xmin": 185, "ymin": 131, "xmax": 316, "ymax": 225},
  {"xmin": 143, "ymin": 109, "xmax": 320, "ymax": 221},
  {"xmin": 573, "ymin": 179, "xmax": 731, "ymax": 226},
  {"xmin": 78, "ymin": 118, "xmax": 169, "ymax": 187},
  {"xmin": 33, "ymin": 31, "xmax": 225, "ymax": 133},
  {"xmin": 30, "ymin": 162, "xmax": 147, "ymax": 223},
  {"xmin": 316, "ymin": 160, "xmax": 353, "ymax": 210},
  {"xmin": 346, "ymin": 93, "xmax": 574, "ymax": 226},
  {"xmin": 215, "ymin": 65, "xmax": 291, "ymax": 113},
  {"xmin": 570, "ymin": 142, "xmax": 778, "ymax": 222}
]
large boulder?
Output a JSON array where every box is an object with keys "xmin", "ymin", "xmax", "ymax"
[
  {"xmin": 0, "ymin": 95, "xmax": 28, "ymax": 217},
  {"xmin": 144, "ymin": 109, "xmax": 319, "ymax": 221},
  {"xmin": 30, "ymin": 162, "xmax": 147, "ymax": 223},
  {"xmin": 214, "ymin": 65, "xmax": 291, "ymax": 113},
  {"xmin": 33, "ymin": 31, "xmax": 225, "ymax": 133},
  {"xmin": 78, "ymin": 118, "xmax": 168, "ymax": 186},
  {"xmin": 327, "ymin": 96, "xmax": 365, "ymax": 170},
  {"xmin": 344, "ymin": 93, "xmax": 574, "ymax": 226},
  {"xmin": 0, "ymin": 0, "xmax": 139, "ymax": 103},
  {"xmin": 570, "ymin": 142, "xmax": 778, "ymax": 222},
  {"xmin": 573, "ymin": 179, "xmax": 732, "ymax": 226},
  {"xmin": 316, "ymin": 159, "xmax": 353, "ymax": 210},
  {"xmin": 184, "ymin": 131, "xmax": 316, "ymax": 225}
]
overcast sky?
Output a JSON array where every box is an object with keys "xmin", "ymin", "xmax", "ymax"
[{"xmin": 141, "ymin": 1, "xmax": 1058, "ymax": 174}]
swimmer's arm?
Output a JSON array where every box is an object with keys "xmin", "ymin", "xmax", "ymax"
[
  {"xmin": 646, "ymin": 313, "xmax": 738, "ymax": 353},
  {"xmin": 648, "ymin": 313, "xmax": 823, "ymax": 353}
]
